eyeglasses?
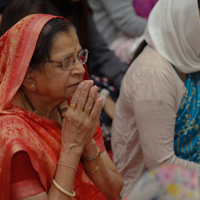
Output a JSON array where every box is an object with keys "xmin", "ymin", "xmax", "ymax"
[{"xmin": 47, "ymin": 49, "xmax": 89, "ymax": 71}]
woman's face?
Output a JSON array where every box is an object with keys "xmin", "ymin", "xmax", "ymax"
[{"xmin": 32, "ymin": 29, "xmax": 85, "ymax": 106}]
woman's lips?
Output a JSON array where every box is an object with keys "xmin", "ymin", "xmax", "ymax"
[{"xmin": 68, "ymin": 83, "xmax": 80, "ymax": 88}]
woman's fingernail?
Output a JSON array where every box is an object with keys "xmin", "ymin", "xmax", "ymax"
[{"xmin": 79, "ymin": 82, "xmax": 84, "ymax": 88}]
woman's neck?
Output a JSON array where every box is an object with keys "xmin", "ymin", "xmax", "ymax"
[{"xmin": 12, "ymin": 90, "xmax": 63, "ymax": 125}]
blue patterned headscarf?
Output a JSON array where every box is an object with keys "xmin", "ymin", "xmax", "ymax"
[{"xmin": 174, "ymin": 72, "xmax": 200, "ymax": 163}]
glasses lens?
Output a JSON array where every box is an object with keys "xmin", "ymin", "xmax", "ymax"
[
  {"xmin": 79, "ymin": 50, "xmax": 88, "ymax": 64},
  {"xmin": 63, "ymin": 56, "xmax": 75, "ymax": 71}
]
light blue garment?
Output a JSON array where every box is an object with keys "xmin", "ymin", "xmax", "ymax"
[{"xmin": 174, "ymin": 72, "xmax": 200, "ymax": 163}]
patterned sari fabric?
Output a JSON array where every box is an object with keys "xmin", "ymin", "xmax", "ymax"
[
  {"xmin": 0, "ymin": 14, "xmax": 106, "ymax": 200},
  {"xmin": 128, "ymin": 165, "xmax": 200, "ymax": 200},
  {"xmin": 174, "ymin": 72, "xmax": 200, "ymax": 163}
]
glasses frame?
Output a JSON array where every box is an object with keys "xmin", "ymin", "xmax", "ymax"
[{"xmin": 46, "ymin": 49, "xmax": 89, "ymax": 71}]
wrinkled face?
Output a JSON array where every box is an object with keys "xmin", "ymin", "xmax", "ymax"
[{"xmin": 33, "ymin": 29, "xmax": 85, "ymax": 105}]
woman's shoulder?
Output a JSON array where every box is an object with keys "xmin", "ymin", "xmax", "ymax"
[
  {"xmin": 0, "ymin": 112, "xmax": 30, "ymax": 140},
  {"xmin": 131, "ymin": 45, "xmax": 173, "ymax": 73},
  {"xmin": 121, "ymin": 45, "xmax": 186, "ymax": 103},
  {"xmin": 0, "ymin": 111, "xmax": 25, "ymax": 125},
  {"xmin": 126, "ymin": 45, "xmax": 184, "ymax": 86}
]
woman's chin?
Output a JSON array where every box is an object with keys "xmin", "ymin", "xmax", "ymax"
[{"xmin": 65, "ymin": 91, "xmax": 75, "ymax": 100}]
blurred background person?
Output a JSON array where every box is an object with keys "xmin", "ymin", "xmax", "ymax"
[{"xmin": 88, "ymin": 0, "xmax": 147, "ymax": 64}]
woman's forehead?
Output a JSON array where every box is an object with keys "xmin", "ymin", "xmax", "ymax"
[{"xmin": 50, "ymin": 30, "xmax": 81, "ymax": 59}]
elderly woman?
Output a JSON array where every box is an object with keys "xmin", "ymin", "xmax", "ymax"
[
  {"xmin": 111, "ymin": 0, "xmax": 200, "ymax": 198},
  {"xmin": 0, "ymin": 14, "xmax": 123, "ymax": 199}
]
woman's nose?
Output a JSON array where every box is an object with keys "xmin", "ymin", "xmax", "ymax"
[{"xmin": 71, "ymin": 59, "xmax": 85, "ymax": 76}]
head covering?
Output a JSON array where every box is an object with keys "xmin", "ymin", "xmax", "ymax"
[
  {"xmin": 0, "ymin": 14, "xmax": 56, "ymax": 110},
  {"xmin": 144, "ymin": 0, "xmax": 200, "ymax": 74},
  {"xmin": 128, "ymin": 165, "xmax": 200, "ymax": 200}
]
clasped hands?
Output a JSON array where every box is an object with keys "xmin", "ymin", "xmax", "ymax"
[{"xmin": 61, "ymin": 80, "xmax": 103, "ymax": 153}]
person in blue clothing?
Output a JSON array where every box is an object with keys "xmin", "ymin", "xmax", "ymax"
[{"xmin": 112, "ymin": 0, "xmax": 200, "ymax": 198}]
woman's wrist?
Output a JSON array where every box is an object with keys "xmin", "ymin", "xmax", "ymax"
[
  {"xmin": 59, "ymin": 144, "xmax": 83, "ymax": 164},
  {"xmin": 82, "ymin": 139, "xmax": 98, "ymax": 158}
]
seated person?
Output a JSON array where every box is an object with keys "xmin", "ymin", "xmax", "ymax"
[
  {"xmin": 0, "ymin": 14, "xmax": 123, "ymax": 199},
  {"xmin": 111, "ymin": 0, "xmax": 200, "ymax": 198}
]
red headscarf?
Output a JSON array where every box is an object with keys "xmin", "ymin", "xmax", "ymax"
[{"xmin": 0, "ymin": 14, "xmax": 106, "ymax": 199}]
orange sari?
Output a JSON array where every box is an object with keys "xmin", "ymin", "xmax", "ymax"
[{"xmin": 0, "ymin": 14, "xmax": 106, "ymax": 200}]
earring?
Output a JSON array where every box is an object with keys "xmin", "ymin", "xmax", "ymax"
[{"xmin": 29, "ymin": 84, "xmax": 35, "ymax": 90}]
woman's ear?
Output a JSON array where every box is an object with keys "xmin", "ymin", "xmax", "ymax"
[{"xmin": 22, "ymin": 68, "xmax": 36, "ymax": 91}]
